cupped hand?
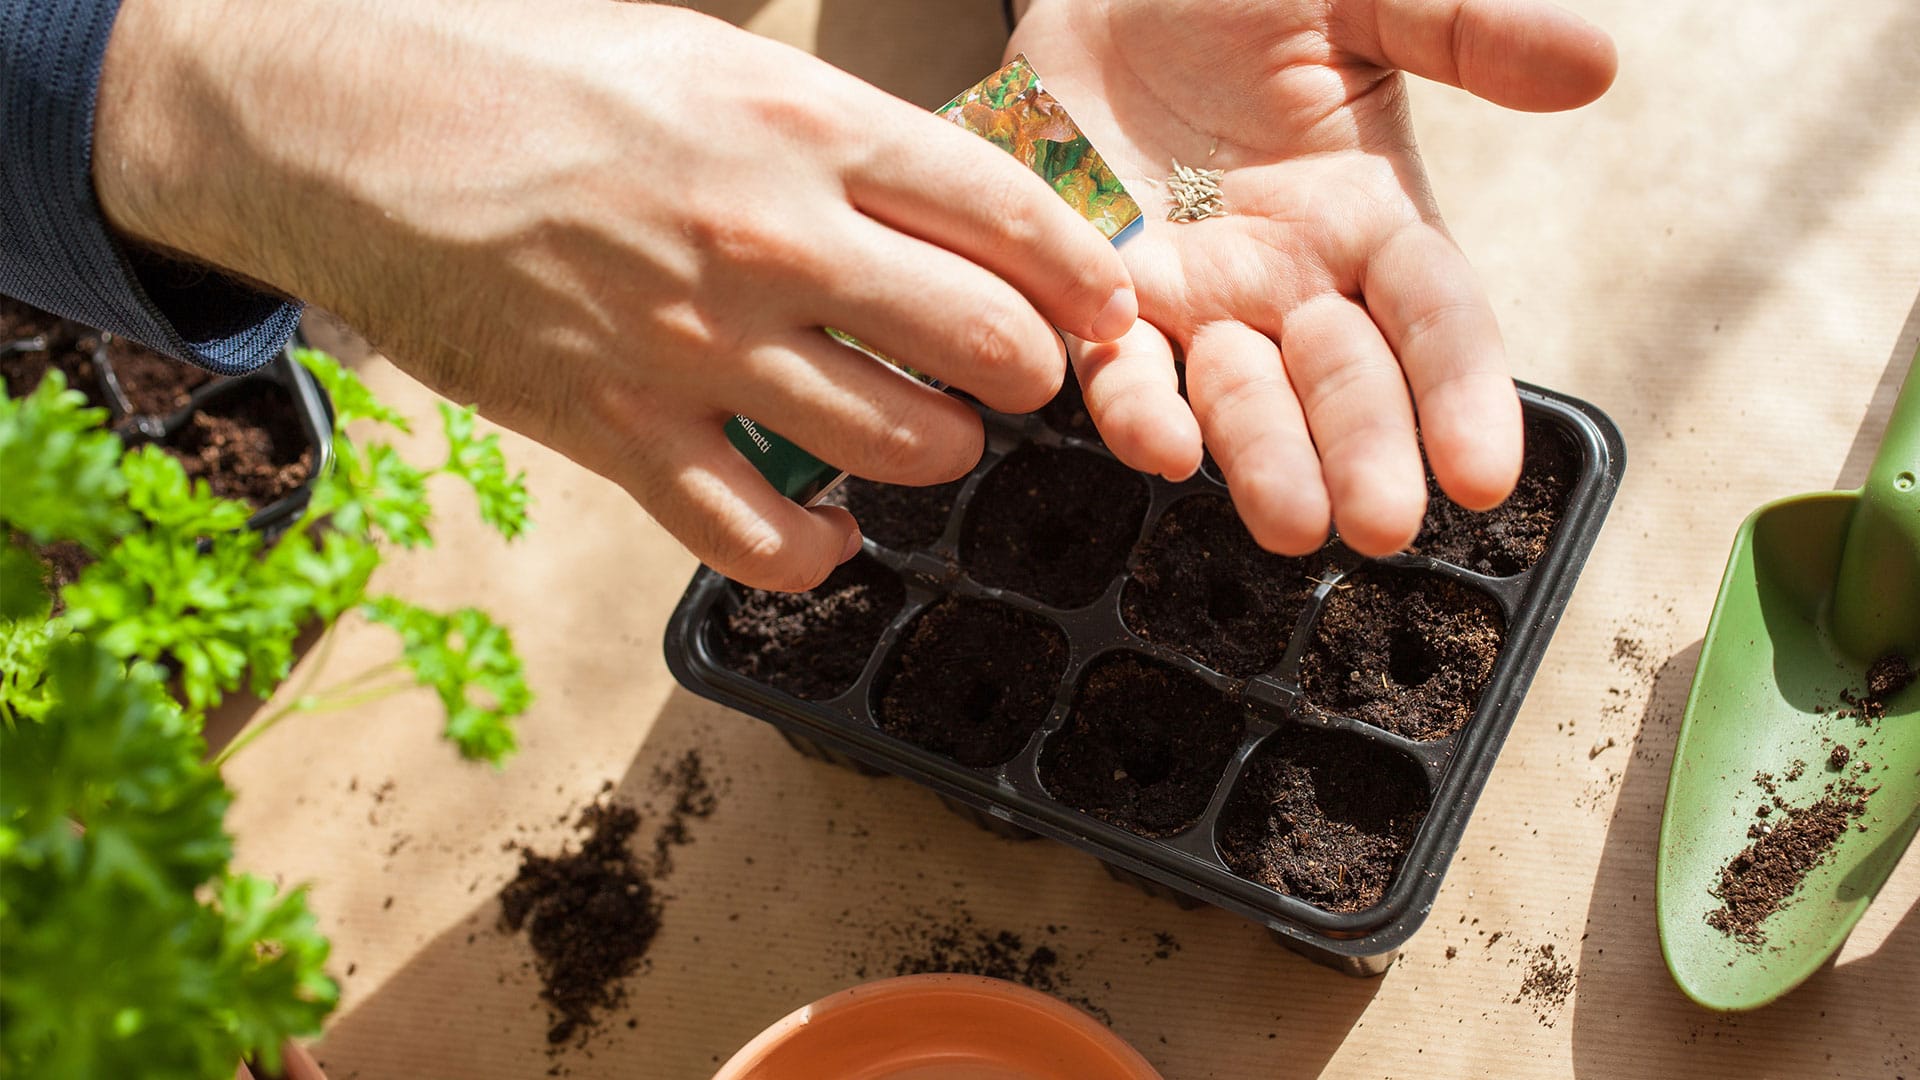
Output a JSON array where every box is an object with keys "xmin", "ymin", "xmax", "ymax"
[
  {"xmin": 94, "ymin": 0, "xmax": 1135, "ymax": 590},
  {"xmin": 1011, "ymin": 0, "xmax": 1615, "ymax": 554}
]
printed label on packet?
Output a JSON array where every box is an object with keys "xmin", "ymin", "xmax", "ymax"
[{"xmin": 725, "ymin": 54, "xmax": 1144, "ymax": 505}]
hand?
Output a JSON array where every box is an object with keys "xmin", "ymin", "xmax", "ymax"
[
  {"xmin": 92, "ymin": 0, "xmax": 1137, "ymax": 590},
  {"xmin": 1011, "ymin": 0, "xmax": 1615, "ymax": 554}
]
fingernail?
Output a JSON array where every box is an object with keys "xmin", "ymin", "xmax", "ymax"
[
  {"xmin": 1089, "ymin": 287, "xmax": 1137, "ymax": 343},
  {"xmin": 839, "ymin": 529, "xmax": 864, "ymax": 564}
]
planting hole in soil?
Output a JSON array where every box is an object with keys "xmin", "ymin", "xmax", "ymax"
[
  {"xmin": 1414, "ymin": 415, "xmax": 1580, "ymax": 576},
  {"xmin": 107, "ymin": 335, "xmax": 213, "ymax": 417},
  {"xmin": 960, "ymin": 444, "xmax": 1148, "ymax": 608},
  {"xmin": 1122, "ymin": 494, "xmax": 1316, "ymax": 677},
  {"xmin": 1218, "ymin": 725, "xmax": 1431, "ymax": 913},
  {"xmin": 1040, "ymin": 653, "xmax": 1248, "ymax": 836},
  {"xmin": 876, "ymin": 596, "xmax": 1068, "ymax": 768},
  {"xmin": 823, "ymin": 475, "xmax": 966, "ymax": 552},
  {"xmin": 162, "ymin": 379, "xmax": 314, "ymax": 508},
  {"xmin": 1299, "ymin": 565, "xmax": 1506, "ymax": 741},
  {"xmin": 713, "ymin": 555, "xmax": 904, "ymax": 701}
]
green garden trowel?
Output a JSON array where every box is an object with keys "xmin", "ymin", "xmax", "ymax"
[{"xmin": 1657, "ymin": 347, "xmax": 1920, "ymax": 1011}]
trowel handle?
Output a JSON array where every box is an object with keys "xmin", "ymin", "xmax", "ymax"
[{"xmin": 1832, "ymin": 347, "xmax": 1920, "ymax": 660}]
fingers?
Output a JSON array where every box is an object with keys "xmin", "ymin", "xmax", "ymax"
[
  {"xmin": 1069, "ymin": 320, "xmax": 1204, "ymax": 481},
  {"xmin": 813, "ymin": 221, "xmax": 1072, "ymax": 414},
  {"xmin": 1184, "ymin": 321, "xmax": 1332, "ymax": 555},
  {"xmin": 1335, "ymin": 0, "xmax": 1618, "ymax": 112},
  {"xmin": 725, "ymin": 328, "xmax": 987, "ymax": 487},
  {"xmin": 847, "ymin": 109, "xmax": 1136, "ymax": 343},
  {"xmin": 1361, "ymin": 222, "xmax": 1522, "ymax": 510},
  {"xmin": 631, "ymin": 419, "xmax": 862, "ymax": 592},
  {"xmin": 1279, "ymin": 293, "xmax": 1427, "ymax": 555}
]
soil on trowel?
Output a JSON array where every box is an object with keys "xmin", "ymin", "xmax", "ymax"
[
  {"xmin": 1218, "ymin": 725, "xmax": 1431, "ymax": 912},
  {"xmin": 1838, "ymin": 653, "xmax": 1916, "ymax": 721},
  {"xmin": 959, "ymin": 444, "xmax": 1148, "ymax": 608},
  {"xmin": 1040, "ymin": 654, "xmax": 1247, "ymax": 836},
  {"xmin": 499, "ymin": 800, "xmax": 661, "ymax": 1047},
  {"xmin": 1412, "ymin": 415, "xmax": 1579, "ymax": 576},
  {"xmin": 823, "ymin": 475, "xmax": 966, "ymax": 551},
  {"xmin": 878, "ymin": 596, "xmax": 1068, "ymax": 768},
  {"xmin": 162, "ymin": 380, "xmax": 313, "ymax": 507},
  {"xmin": 1122, "ymin": 494, "xmax": 1316, "ymax": 678},
  {"xmin": 1299, "ymin": 566, "xmax": 1506, "ymax": 741},
  {"xmin": 1706, "ymin": 776, "xmax": 1874, "ymax": 946},
  {"xmin": 714, "ymin": 555, "xmax": 904, "ymax": 700},
  {"xmin": 107, "ymin": 335, "xmax": 213, "ymax": 417}
]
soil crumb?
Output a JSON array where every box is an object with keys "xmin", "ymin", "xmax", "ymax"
[
  {"xmin": 649, "ymin": 749, "xmax": 720, "ymax": 878},
  {"xmin": 106, "ymin": 335, "xmax": 213, "ymax": 416},
  {"xmin": 714, "ymin": 555, "xmax": 903, "ymax": 700},
  {"xmin": 499, "ymin": 800, "xmax": 661, "ymax": 1048},
  {"xmin": 163, "ymin": 380, "xmax": 314, "ymax": 507},
  {"xmin": 1515, "ymin": 943, "xmax": 1575, "ymax": 1025},
  {"xmin": 862, "ymin": 911, "xmax": 1110, "ymax": 1023},
  {"xmin": 1842, "ymin": 654, "xmax": 1916, "ymax": 721},
  {"xmin": 1706, "ymin": 777, "xmax": 1873, "ymax": 945}
]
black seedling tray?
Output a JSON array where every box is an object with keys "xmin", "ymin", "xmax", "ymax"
[
  {"xmin": 1, "ymin": 303, "xmax": 332, "ymax": 539},
  {"xmin": 665, "ymin": 383, "xmax": 1623, "ymax": 975}
]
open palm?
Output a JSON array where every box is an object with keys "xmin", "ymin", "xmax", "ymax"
[{"xmin": 1011, "ymin": 0, "xmax": 1615, "ymax": 554}]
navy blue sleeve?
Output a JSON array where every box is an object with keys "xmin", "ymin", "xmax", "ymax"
[{"xmin": 0, "ymin": 0, "xmax": 300, "ymax": 375}]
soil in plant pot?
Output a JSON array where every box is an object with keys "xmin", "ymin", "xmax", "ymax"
[
  {"xmin": 713, "ymin": 555, "xmax": 904, "ymax": 701},
  {"xmin": 1299, "ymin": 565, "xmax": 1506, "ymax": 741},
  {"xmin": 1122, "ymin": 494, "xmax": 1316, "ymax": 678},
  {"xmin": 106, "ymin": 335, "xmax": 213, "ymax": 417},
  {"xmin": 1412, "ymin": 415, "xmax": 1579, "ymax": 576},
  {"xmin": 959, "ymin": 444, "xmax": 1148, "ymax": 608},
  {"xmin": 1038, "ymin": 373, "xmax": 1098, "ymax": 440},
  {"xmin": 1, "ymin": 302, "xmax": 108, "ymax": 411},
  {"xmin": 823, "ymin": 475, "xmax": 966, "ymax": 551},
  {"xmin": 162, "ymin": 380, "xmax": 314, "ymax": 507},
  {"xmin": 1217, "ymin": 725, "xmax": 1431, "ymax": 912},
  {"xmin": 1040, "ymin": 653, "xmax": 1247, "ymax": 836},
  {"xmin": 0, "ymin": 295, "xmax": 67, "ymax": 344},
  {"xmin": 499, "ymin": 799, "xmax": 662, "ymax": 1047},
  {"xmin": 877, "ymin": 596, "xmax": 1068, "ymax": 768}
]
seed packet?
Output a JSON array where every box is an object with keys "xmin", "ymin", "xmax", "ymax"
[{"xmin": 725, "ymin": 54, "xmax": 1142, "ymax": 505}]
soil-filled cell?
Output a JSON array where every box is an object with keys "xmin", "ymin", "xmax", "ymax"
[
  {"xmin": 959, "ymin": 444, "xmax": 1148, "ymax": 608},
  {"xmin": 713, "ymin": 556, "xmax": 904, "ymax": 701},
  {"xmin": 877, "ymin": 597, "xmax": 1068, "ymax": 768},
  {"xmin": 823, "ymin": 475, "xmax": 966, "ymax": 552},
  {"xmin": 1412, "ymin": 416, "xmax": 1580, "ymax": 576},
  {"xmin": 2, "ymin": 299, "xmax": 107, "ymax": 410},
  {"xmin": 1122, "ymin": 495, "xmax": 1315, "ymax": 677},
  {"xmin": 162, "ymin": 380, "xmax": 315, "ymax": 508},
  {"xmin": 1040, "ymin": 654, "xmax": 1247, "ymax": 837},
  {"xmin": 109, "ymin": 336, "xmax": 214, "ymax": 417},
  {"xmin": 1298, "ymin": 566, "xmax": 1505, "ymax": 741},
  {"xmin": 1218, "ymin": 726, "xmax": 1431, "ymax": 913}
]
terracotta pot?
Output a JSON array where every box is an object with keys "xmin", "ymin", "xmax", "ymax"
[
  {"xmin": 235, "ymin": 1041, "xmax": 327, "ymax": 1080},
  {"xmin": 714, "ymin": 974, "xmax": 1163, "ymax": 1080}
]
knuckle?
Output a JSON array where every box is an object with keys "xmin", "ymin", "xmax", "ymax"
[
  {"xmin": 683, "ymin": 203, "xmax": 820, "ymax": 281},
  {"xmin": 705, "ymin": 516, "xmax": 813, "ymax": 591}
]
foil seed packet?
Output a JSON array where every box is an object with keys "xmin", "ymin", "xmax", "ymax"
[{"xmin": 725, "ymin": 55, "xmax": 1143, "ymax": 505}]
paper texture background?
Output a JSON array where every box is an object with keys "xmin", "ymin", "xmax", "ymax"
[{"xmin": 223, "ymin": 0, "xmax": 1919, "ymax": 1075}]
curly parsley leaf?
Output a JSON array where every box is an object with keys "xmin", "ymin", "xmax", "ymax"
[
  {"xmin": 0, "ymin": 373, "xmax": 133, "ymax": 549},
  {"xmin": 438, "ymin": 402, "xmax": 530, "ymax": 541},
  {"xmin": 365, "ymin": 596, "xmax": 529, "ymax": 764},
  {"xmin": 309, "ymin": 440, "xmax": 433, "ymax": 549},
  {"xmin": 292, "ymin": 347, "xmax": 408, "ymax": 432}
]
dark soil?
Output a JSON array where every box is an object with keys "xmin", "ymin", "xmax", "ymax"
[
  {"xmin": 1122, "ymin": 495, "xmax": 1315, "ymax": 677},
  {"xmin": 713, "ymin": 555, "xmax": 903, "ymax": 700},
  {"xmin": 1299, "ymin": 566, "xmax": 1506, "ymax": 741},
  {"xmin": 106, "ymin": 335, "xmax": 213, "ymax": 417},
  {"xmin": 37, "ymin": 540, "xmax": 92, "ymax": 603},
  {"xmin": 1514, "ymin": 943, "xmax": 1576, "ymax": 1024},
  {"xmin": 1412, "ymin": 416, "xmax": 1579, "ymax": 576},
  {"xmin": 823, "ymin": 475, "xmax": 965, "ymax": 551},
  {"xmin": 1037, "ymin": 372, "xmax": 1099, "ymax": 440},
  {"xmin": 1040, "ymin": 654, "xmax": 1247, "ymax": 836},
  {"xmin": 960, "ymin": 444, "xmax": 1148, "ymax": 608},
  {"xmin": 878, "ymin": 597, "xmax": 1067, "ymax": 767},
  {"xmin": 498, "ymin": 800, "xmax": 661, "ymax": 1047},
  {"xmin": 648, "ymin": 749, "xmax": 719, "ymax": 879},
  {"xmin": 1707, "ymin": 777, "xmax": 1873, "ymax": 945},
  {"xmin": 162, "ymin": 380, "xmax": 314, "ymax": 507},
  {"xmin": 1, "ymin": 335, "xmax": 109, "ymax": 412},
  {"xmin": 860, "ymin": 910, "xmax": 1110, "ymax": 1023},
  {"xmin": 1218, "ymin": 726, "xmax": 1430, "ymax": 912},
  {"xmin": 0, "ymin": 296, "xmax": 66, "ymax": 344}
]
